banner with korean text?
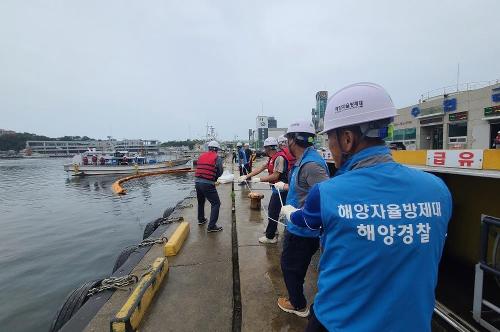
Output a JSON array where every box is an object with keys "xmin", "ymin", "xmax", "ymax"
[{"xmin": 426, "ymin": 150, "xmax": 484, "ymax": 169}]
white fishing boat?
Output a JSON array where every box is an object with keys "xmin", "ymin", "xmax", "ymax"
[{"xmin": 64, "ymin": 151, "xmax": 191, "ymax": 176}]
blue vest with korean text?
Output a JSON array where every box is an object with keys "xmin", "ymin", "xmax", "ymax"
[
  {"xmin": 286, "ymin": 147, "xmax": 329, "ymax": 238},
  {"xmin": 314, "ymin": 146, "xmax": 452, "ymax": 332}
]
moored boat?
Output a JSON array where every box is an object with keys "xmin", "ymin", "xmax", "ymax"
[{"xmin": 64, "ymin": 151, "xmax": 191, "ymax": 176}]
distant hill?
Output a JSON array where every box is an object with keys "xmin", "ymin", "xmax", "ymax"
[
  {"xmin": 0, "ymin": 133, "xmax": 95, "ymax": 152},
  {"xmin": 160, "ymin": 139, "xmax": 204, "ymax": 150}
]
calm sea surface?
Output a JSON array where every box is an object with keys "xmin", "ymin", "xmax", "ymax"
[{"xmin": 0, "ymin": 158, "xmax": 194, "ymax": 332}]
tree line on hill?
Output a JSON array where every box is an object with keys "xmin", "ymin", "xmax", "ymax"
[
  {"xmin": 0, "ymin": 133, "xmax": 94, "ymax": 152},
  {"xmin": 1, "ymin": 132, "xmax": 207, "ymax": 152},
  {"xmin": 160, "ymin": 139, "xmax": 204, "ymax": 150}
]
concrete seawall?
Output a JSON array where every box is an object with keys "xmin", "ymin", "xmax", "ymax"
[{"xmin": 71, "ymin": 160, "xmax": 319, "ymax": 332}]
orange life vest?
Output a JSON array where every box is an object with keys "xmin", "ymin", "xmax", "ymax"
[
  {"xmin": 267, "ymin": 151, "xmax": 291, "ymax": 184},
  {"xmin": 281, "ymin": 147, "xmax": 296, "ymax": 170},
  {"xmin": 195, "ymin": 151, "xmax": 218, "ymax": 181}
]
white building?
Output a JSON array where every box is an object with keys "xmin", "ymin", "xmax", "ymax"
[
  {"xmin": 387, "ymin": 80, "xmax": 500, "ymax": 150},
  {"xmin": 26, "ymin": 139, "xmax": 161, "ymax": 156}
]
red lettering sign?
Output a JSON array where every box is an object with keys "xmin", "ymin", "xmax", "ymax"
[
  {"xmin": 433, "ymin": 151, "xmax": 446, "ymax": 166},
  {"xmin": 458, "ymin": 151, "xmax": 474, "ymax": 167}
]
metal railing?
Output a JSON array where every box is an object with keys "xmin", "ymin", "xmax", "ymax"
[
  {"xmin": 421, "ymin": 79, "xmax": 500, "ymax": 102},
  {"xmin": 473, "ymin": 214, "xmax": 500, "ymax": 332}
]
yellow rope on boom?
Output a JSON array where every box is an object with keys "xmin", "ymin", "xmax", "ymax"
[{"xmin": 112, "ymin": 168, "xmax": 194, "ymax": 195}]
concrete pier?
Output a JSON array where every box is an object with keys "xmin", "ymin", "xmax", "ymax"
[{"xmin": 80, "ymin": 161, "xmax": 319, "ymax": 331}]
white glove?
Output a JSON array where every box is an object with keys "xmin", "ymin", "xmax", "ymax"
[
  {"xmin": 250, "ymin": 177, "xmax": 261, "ymax": 183},
  {"xmin": 239, "ymin": 175, "xmax": 248, "ymax": 182},
  {"xmin": 280, "ymin": 205, "xmax": 299, "ymax": 221},
  {"xmin": 273, "ymin": 181, "xmax": 287, "ymax": 191}
]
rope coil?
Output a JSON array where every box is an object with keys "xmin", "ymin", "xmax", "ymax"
[
  {"xmin": 159, "ymin": 217, "xmax": 184, "ymax": 225},
  {"xmin": 138, "ymin": 236, "xmax": 168, "ymax": 248},
  {"xmin": 176, "ymin": 203, "xmax": 193, "ymax": 209},
  {"xmin": 87, "ymin": 274, "xmax": 139, "ymax": 296}
]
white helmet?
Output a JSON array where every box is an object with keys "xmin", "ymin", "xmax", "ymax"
[
  {"xmin": 286, "ymin": 120, "xmax": 316, "ymax": 135},
  {"xmin": 263, "ymin": 137, "xmax": 278, "ymax": 147},
  {"xmin": 277, "ymin": 135, "xmax": 287, "ymax": 145},
  {"xmin": 321, "ymin": 82, "xmax": 397, "ymax": 134},
  {"xmin": 208, "ymin": 140, "xmax": 221, "ymax": 150},
  {"xmin": 236, "ymin": 142, "xmax": 243, "ymax": 147}
]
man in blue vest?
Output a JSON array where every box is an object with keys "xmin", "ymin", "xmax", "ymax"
[
  {"xmin": 273, "ymin": 120, "xmax": 329, "ymax": 318},
  {"xmin": 281, "ymin": 82, "xmax": 452, "ymax": 332},
  {"xmin": 236, "ymin": 142, "xmax": 248, "ymax": 184},
  {"xmin": 195, "ymin": 140, "xmax": 224, "ymax": 233}
]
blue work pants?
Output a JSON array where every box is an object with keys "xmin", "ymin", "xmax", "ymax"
[
  {"xmin": 280, "ymin": 230, "xmax": 319, "ymax": 309},
  {"xmin": 195, "ymin": 182, "xmax": 220, "ymax": 229},
  {"xmin": 265, "ymin": 191, "xmax": 287, "ymax": 239}
]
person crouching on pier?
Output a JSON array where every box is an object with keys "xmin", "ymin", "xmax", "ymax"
[
  {"xmin": 239, "ymin": 137, "xmax": 292, "ymax": 244},
  {"xmin": 274, "ymin": 120, "xmax": 329, "ymax": 318},
  {"xmin": 195, "ymin": 140, "xmax": 224, "ymax": 233}
]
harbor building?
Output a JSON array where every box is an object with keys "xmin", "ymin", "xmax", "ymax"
[
  {"xmin": 268, "ymin": 127, "xmax": 287, "ymax": 139},
  {"xmin": 255, "ymin": 116, "xmax": 278, "ymax": 148},
  {"xmin": 0, "ymin": 129, "xmax": 16, "ymax": 136},
  {"xmin": 25, "ymin": 139, "xmax": 161, "ymax": 156},
  {"xmin": 311, "ymin": 91, "xmax": 328, "ymax": 133},
  {"xmin": 387, "ymin": 80, "xmax": 500, "ymax": 150}
]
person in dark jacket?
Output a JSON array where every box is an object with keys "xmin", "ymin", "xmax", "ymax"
[
  {"xmin": 244, "ymin": 143, "xmax": 253, "ymax": 180},
  {"xmin": 236, "ymin": 142, "xmax": 248, "ymax": 183},
  {"xmin": 195, "ymin": 140, "xmax": 224, "ymax": 232}
]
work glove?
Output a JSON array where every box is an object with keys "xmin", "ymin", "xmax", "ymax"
[
  {"xmin": 238, "ymin": 175, "xmax": 248, "ymax": 182},
  {"xmin": 280, "ymin": 205, "xmax": 299, "ymax": 221},
  {"xmin": 273, "ymin": 181, "xmax": 287, "ymax": 191},
  {"xmin": 250, "ymin": 177, "xmax": 261, "ymax": 183}
]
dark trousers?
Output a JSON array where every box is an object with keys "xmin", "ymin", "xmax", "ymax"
[
  {"xmin": 265, "ymin": 191, "xmax": 287, "ymax": 239},
  {"xmin": 280, "ymin": 230, "xmax": 319, "ymax": 309},
  {"xmin": 305, "ymin": 304, "xmax": 328, "ymax": 332},
  {"xmin": 195, "ymin": 182, "xmax": 220, "ymax": 229}
]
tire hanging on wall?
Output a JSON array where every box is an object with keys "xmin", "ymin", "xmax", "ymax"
[
  {"xmin": 143, "ymin": 207, "xmax": 175, "ymax": 239},
  {"xmin": 112, "ymin": 245, "xmax": 138, "ymax": 273},
  {"xmin": 162, "ymin": 207, "xmax": 175, "ymax": 219},
  {"xmin": 49, "ymin": 279, "xmax": 102, "ymax": 332},
  {"xmin": 142, "ymin": 218, "xmax": 164, "ymax": 240}
]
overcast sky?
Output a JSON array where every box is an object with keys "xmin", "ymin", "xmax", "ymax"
[{"xmin": 1, "ymin": 0, "xmax": 498, "ymax": 141}]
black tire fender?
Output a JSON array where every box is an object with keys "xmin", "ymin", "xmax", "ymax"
[
  {"xmin": 162, "ymin": 207, "xmax": 175, "ymax": 219},
  {"xmin": 142, "ymin": 218, "xmax": 163, "ymax": 240},
  {"xmin": 112, "ymin": 245, "xmax": 138, "ymax": 273},
  {"xmin": 49, "ymin": 279, "xmax": 102, "ymax": 332}
]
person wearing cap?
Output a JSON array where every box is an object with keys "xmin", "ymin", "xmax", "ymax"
[
  {"xmin": 240, "ymin": 137, "xmax": 292, "ymax": 244},
  {"xmin": 244, "ymin": 143, "xmax": 254, "ymax": 178},
  {"xmin": 194, "ymin": 140, "xmax": 224, "ymax": 232},
  {"xmin": 274, "ymin": 121, "xmax": 329, "ymax": 318},
  {"xmin": 281, "ymin": 83, "xmax": 452, "ymax": 331}
]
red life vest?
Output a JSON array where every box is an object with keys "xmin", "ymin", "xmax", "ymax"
[
  {"xmin": 266, "ymin": 151, "xmax": 291, "ymax": 184},
  {"xmin": 195, "ymin": 151, "xmax": 218, "ymax": 181},
  {"xmin": 281, "ymin": 147, "xmax": 296, "ymax": 170}
]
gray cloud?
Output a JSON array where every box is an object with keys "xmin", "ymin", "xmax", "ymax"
[{"xmin": 1, "ymin": 0, "xmax": 498, "ymax": 141}]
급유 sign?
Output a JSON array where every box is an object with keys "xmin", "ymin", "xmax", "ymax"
[{"xmin": 426, "ymin": 150, "xmax": 483, "ymax": 169}]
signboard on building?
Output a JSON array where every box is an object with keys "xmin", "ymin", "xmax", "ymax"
[
  {"xmin": 256, "ymin": 116, "xmax": 268, "ymax": 129},
  {"xmin": 448, "ymin": 112, "xmax": 468, "ymax": 121},
  {"xmin": 484, "ymin": 105, "xmax": 500, "ymax": 117},
  {"xmin": 426, "ymin": 149, "xmax": 483, "ymax": 169}
]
